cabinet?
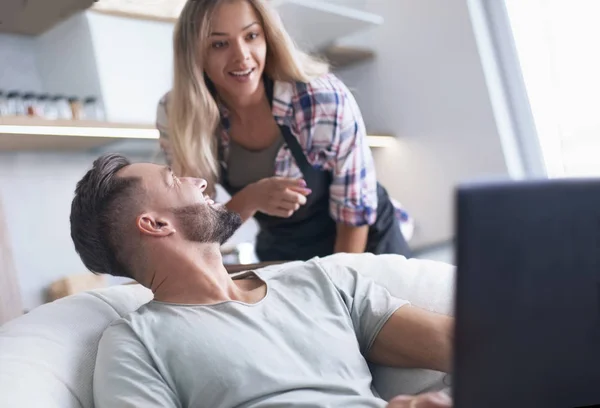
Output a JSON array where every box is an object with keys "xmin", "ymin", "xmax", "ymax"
[{"xmin": 0, "ymin": 0, "xmax": 95, "ymax": 35}]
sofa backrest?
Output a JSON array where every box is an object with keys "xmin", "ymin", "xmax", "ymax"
[{"xmin": 0, "ymin": 285, "xmax": 153, "ymax": 408}]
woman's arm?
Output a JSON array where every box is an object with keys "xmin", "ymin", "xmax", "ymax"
[
  {"xmin": 323, "ymin": 77, "xmax": 379, "ymax": 252},
  {"xmin": 225, "ymin": 178, "xmax": 310, "ymax": 222},
  {"xmin": 334, "ymin": 224, "xmax": 369, "ymax": 253},
  {"xmin": 224, "ymin": 186, "xmax": 258, "ymax": 223}
]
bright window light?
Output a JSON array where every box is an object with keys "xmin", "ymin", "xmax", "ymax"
[{"xmin": 504, "ymin": 0, "xmax": 600, "ymax": 178}]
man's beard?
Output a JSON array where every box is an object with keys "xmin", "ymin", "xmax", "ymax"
[{"xmin": 172, "ymin": 204, "xmax": 241, "ymax": 245}]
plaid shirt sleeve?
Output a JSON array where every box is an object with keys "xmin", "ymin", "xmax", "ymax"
[
  {"xmin": 296, "ymin": 75, "xmax": 378, "ymax": 226},
  {"xmin": 328, "ymin": 79, "xmax": 378, "ymax": 226}
]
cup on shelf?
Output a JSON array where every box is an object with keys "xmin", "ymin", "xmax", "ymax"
[
  {"xmin": 22, "ymin": 93, "xmax": 39, "ymax": 117},
  {"xmin": 36, "ymin": 94, "xmax": 55, "ymax": 119},
  {"xmin": 68, "ymin": 97, "xmax": 83, "ymax": 120},
  {"xmin": 0, "ymin": 91, "xmax": 7, "ymax": 117},
  {"xmin": 6, "ymin": 91, "xmax": 25, "ymax": 116},
  {"xmin": 83, "ymin": 97, "xmax": 105, "ymax": 121},
  {"xmin": 53, "ymin": 95, "xmax": 73, "ymax": 120}
]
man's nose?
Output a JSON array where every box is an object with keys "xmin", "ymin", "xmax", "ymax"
[{"xmin": 184, "ymin": 177, "xmax": 207, "ymax": 192}]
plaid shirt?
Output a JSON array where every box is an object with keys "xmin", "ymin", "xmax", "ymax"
[{"xmin": 156, "ymin": 73, "xmax": 411, "ymax": 228}]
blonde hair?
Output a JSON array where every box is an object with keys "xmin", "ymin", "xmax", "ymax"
[{"xmin": 168, "ymin": 0, "xmax": 329, "ymax": 195}]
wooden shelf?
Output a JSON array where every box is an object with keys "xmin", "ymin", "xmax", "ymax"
[
  {"xmin": 272, "ymin": 0, "xmax": 383, "ymax": 51},
  {"xmin": 320, "ymin": 45, "xmax": 376, "ymax": 70},
  {"xmin": 0, "ymin": 0, "xmax": 95, "ymax": 36},
  {"xmin": 0, "ymin": 117, "xmax": 394, "ymax": 152},
  {"xmin": 0, "ymin": 117, "xmax": 158, "ymax": 152}
]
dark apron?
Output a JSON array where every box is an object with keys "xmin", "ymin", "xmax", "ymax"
[{"xmin": 218, "ymin": 80, "xmax": 412, "ymax": 262}]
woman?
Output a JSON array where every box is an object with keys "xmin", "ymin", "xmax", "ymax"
[{"xmin": 156, "ymin": 0, "xmax": 412, "ymax": 262}]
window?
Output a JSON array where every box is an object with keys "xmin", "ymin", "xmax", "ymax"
[{"xmin": 503, "ymin": 0, "xmax": 600, "ymax": 178}]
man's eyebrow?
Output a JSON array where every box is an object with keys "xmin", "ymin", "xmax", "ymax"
[{"xmin": 210, "ymin": 22, "xmax": 259, "ymax": 36}]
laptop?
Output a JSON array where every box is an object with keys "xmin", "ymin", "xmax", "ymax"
[{"xmin": 452, "ymin": 178, "xmax": 600, "ymax": 408}]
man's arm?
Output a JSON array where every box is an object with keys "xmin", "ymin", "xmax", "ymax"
[
  {"xmin": 368, "ymin": 305, "xmax": 454, "ymax": 373},
  {"xmin": 94, "ymin": 323, "xmax": 181, "ymax": 408}
]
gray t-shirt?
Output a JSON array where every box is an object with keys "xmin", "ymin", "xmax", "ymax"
[{"xmin": 93, "ymin": 258, "xmax": 409, "ymax": 408}]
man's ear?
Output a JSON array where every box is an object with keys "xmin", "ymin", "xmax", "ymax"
[{"xmin": 136, "ymin": 212, "xmax": 176, "ymax": 237}]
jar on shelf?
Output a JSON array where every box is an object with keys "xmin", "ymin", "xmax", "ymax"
[
  {"xmin": 6, "ymin": 91, "xmax": 25, "ymax": 116},
  {"xmin": 35, "ymin": 94, "xmax": 48, "ymax": 118},
  {"xmin": 0, "ymin": 91, "xmax": 7, "ymax": 117},
  {"xmin": 83, "ymin": 97, "xmax": 105, "ymax": 121},
  {"xmin": 38, "ymin": 93, "xmax": 58, "ymax": 120},
  {"xmin": 53, "ymin": 95, "xmax": 73, "ymax": 120},
  {"xmin": 68, "ymin": 97, "xmax": 83, "ymax": 120},
  {"xmin": 22, "ymin": 93, "xmax": 38, "ymax": 116}
]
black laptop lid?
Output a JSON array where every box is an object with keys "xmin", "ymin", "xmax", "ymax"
[{"xmin": 453, "ymin": 179, "xmax": 600, "ymax": 408}]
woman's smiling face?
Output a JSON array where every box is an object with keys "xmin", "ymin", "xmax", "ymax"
[{"xmin": 203, "ymin": 0, "xmax": 267, "ymax": 100}]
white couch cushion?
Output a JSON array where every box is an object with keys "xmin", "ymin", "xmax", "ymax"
[
  {"xmin": 0, "ymin": 284, "xmax": 152, "ymax": 408},
  {"xmin": 0, "ymin": 254, "xmax": 454, "ymax": 407}
]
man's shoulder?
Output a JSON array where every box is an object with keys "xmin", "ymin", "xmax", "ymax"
[
  {"xmin": 99, "ymin": 304, "xmax": 154, "ymax": 343},
  {"xmin": 252, "ymin": 257, "xmax": 345, "ymax": 287}
]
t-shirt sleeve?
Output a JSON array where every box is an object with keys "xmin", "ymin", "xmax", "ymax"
[
  {"xmin": 321, "ymin": 263, "xmax": 409, "ymax": 355},
  {"xmin": 94, "ymin": 322, "xmax": 181, "ymax": 408}
]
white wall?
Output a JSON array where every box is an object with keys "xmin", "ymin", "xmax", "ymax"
[
  {"xmin": 36, "ymin": 13, "xmax": 103, "ymax": 105},
  {"xmin": 0, "ymin": 152, "xmax": 100, "ymax": 310},
  {"xmin": 0, "ymin": 34, "xmax": 43, "ymax": 93},
  {"xmin": 86, "ymin": 12, "xmax": 175, "ymax": 124},
  {"xmin": 336, "ymin": 0, "xmax": 509, "ymax": 249},
  {"xmin": 323, "ymin": 0, "xmax": 367, "ymax": 10}
]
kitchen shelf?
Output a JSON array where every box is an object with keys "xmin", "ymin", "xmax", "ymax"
[
  {"xmin": 0, "ymin": 117, "xmax": 395, "ymax": 152},
  {"xmin": 271, "ymin": 0, "xmax": 383, "ymax": 51},
  {"xmin": 320, "ymin": 45, "xmax": 376, "ymax": 70},
  {"xmin": 0, "ymin": 0, "xmax": 95, "ymax": 36},
  {"xmin": 0, "ymin": 117, "xmax": 158, "ymax": 152}
]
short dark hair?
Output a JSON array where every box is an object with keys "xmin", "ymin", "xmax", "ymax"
[{"xmin": 70, "ymin": 153, "xmax": 142, "ymax": 279}]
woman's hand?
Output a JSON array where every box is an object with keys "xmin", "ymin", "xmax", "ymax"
[
  {"xmin": 386, "ymin": 392, "xmax": 452, "ymax": 408},
  {"xmin": 225, "ymin": 177, "xmax": 311, "ymax": 222},
  {"xmin": 248, "ymin": 177, "xmax": 311, "ymax": 218}
]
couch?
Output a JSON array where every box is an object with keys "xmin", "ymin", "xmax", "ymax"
[{"xmin": 0, "ymin": 253, "xmax": 455, "ymax": 407}]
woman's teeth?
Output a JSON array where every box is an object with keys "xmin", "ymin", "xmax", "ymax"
[{"xmin": 230, "ymin": 68, "xmax": 254, "ymax": 77}]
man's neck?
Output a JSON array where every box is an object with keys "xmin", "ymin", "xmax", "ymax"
[{"xmin": 143, "ymin": 243, "xmax": 245, "ymax": 305}]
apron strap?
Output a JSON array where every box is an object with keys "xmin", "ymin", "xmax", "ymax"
[
  {"xmin": 279, "ymin": 125, "xmax": 313, "ymax": 177},
  {"xmin": 264, "ymin": 75, "xmax": 314, "ymax": 177}
]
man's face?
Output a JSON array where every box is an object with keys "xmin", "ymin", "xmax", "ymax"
[{"xmin": 118, "ymin": 163, "xmax": 241, "ymax": 244}]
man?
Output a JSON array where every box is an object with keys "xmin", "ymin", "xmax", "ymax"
[{"xmin": 70, "ymin": 153, "xmax": 454, "ymax": 408}]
